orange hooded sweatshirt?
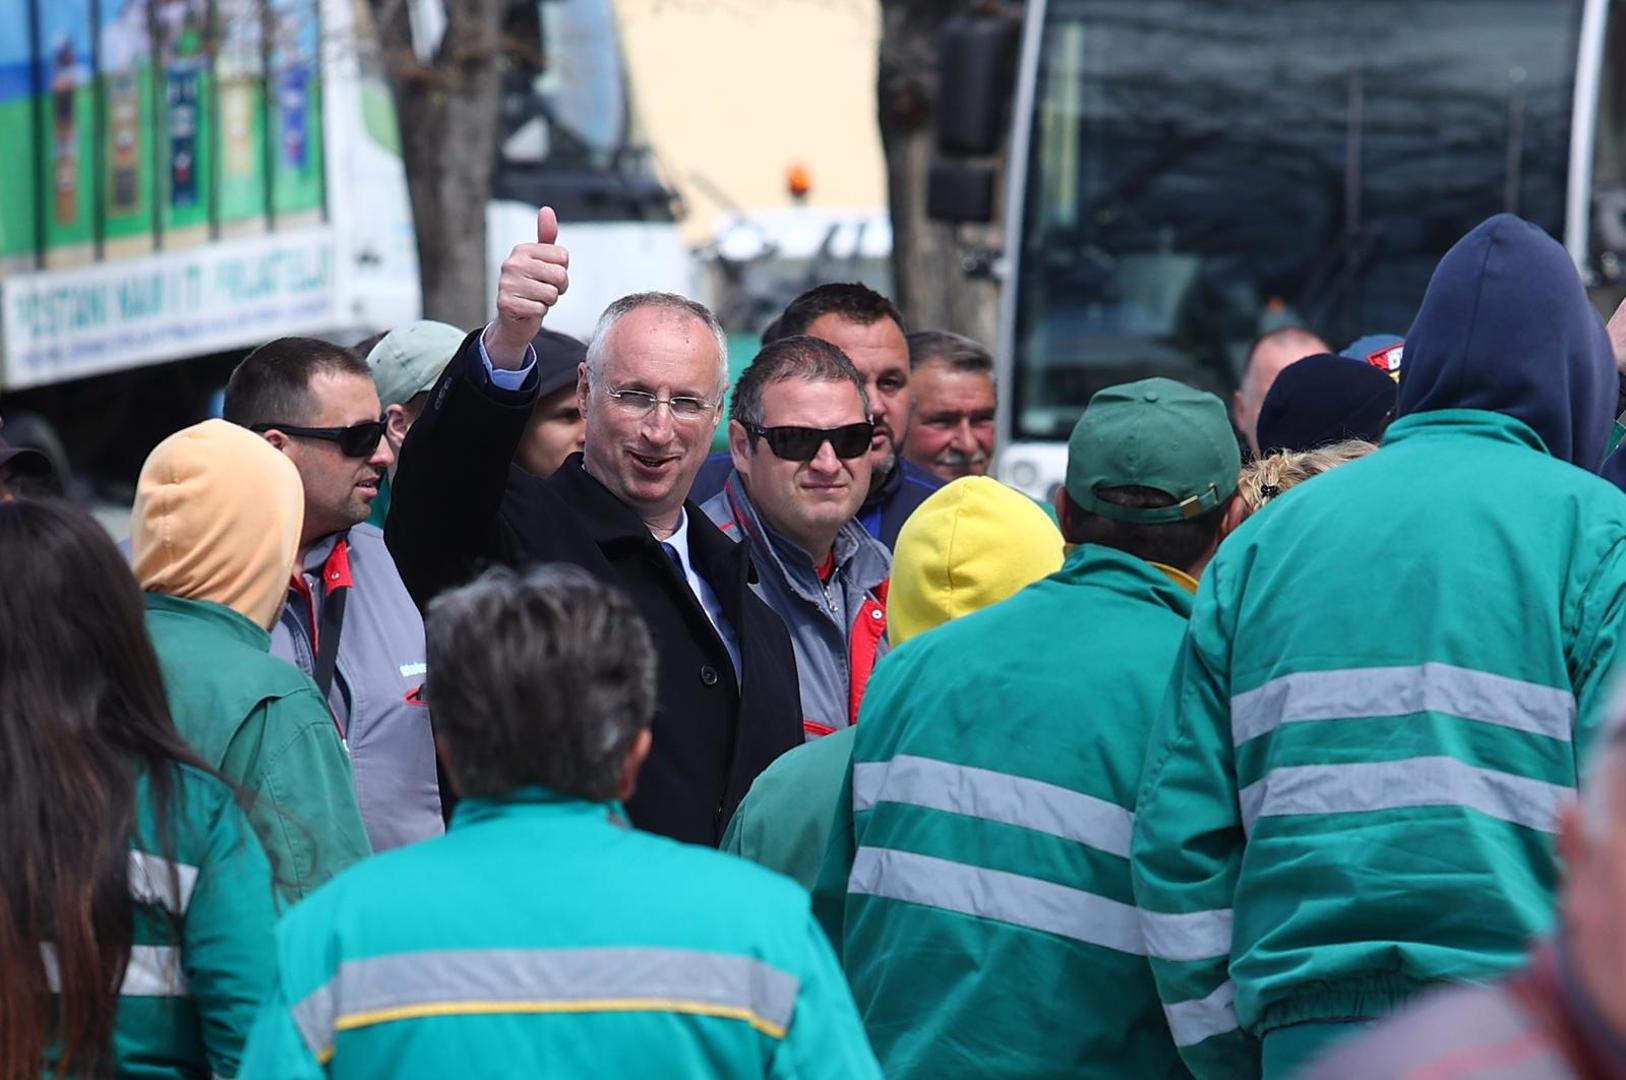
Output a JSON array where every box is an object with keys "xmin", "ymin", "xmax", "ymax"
[{"xmin": 131, "ymin": 419, "xmax": 304, "ymax": 630}]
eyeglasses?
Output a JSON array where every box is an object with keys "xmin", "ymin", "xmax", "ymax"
[
  {"xmin": 603, "ymin": 386, "xmax": 718, "ymax": 423},
  {"xmin": 743, "ymin": 421, "xmax": 875, "ymax": 462},
  {"xmin": 249, "ymin": 420, "xmax": 387, "ymax": 458}
]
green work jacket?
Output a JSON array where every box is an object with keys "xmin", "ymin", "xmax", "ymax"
[
  {"xmin": 145, "ymin": 593, "xmax": 371, "ymax": 904},
  {"xmin": 722, "ymin": 726, "xmax": 856, "ymax": 890},
  {"xmin": 49, "ymin": 766, "xmax": 278, "ymax": 1078},
  {"xmin": 239, "ymin": 788, "xmax": 882, "ymax": 1078},
  {"xmin": 1131, "ymin": 410, "xmax": 1626, "ymax": 1078},
  {"xmin": 815, "ymin": 546, "xmax": 1196, "ymax": 1078}
]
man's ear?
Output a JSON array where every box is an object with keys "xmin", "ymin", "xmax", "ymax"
[
  {"xmin": 576, "ymin": 362, "xmax": 591, "ymax": 418},
  {"xmin": 728, "ymin": 420, "xmax": 753, "ymax": 475},
  {"xmin": 1052, "ymin": 486, "xmax": 1071, "ymax": 538},
  {"xmin": 384, "ymin": 403, "xmax": 411, "ymax": 450},
  {"xmin": 260, "ymin": 429, "xmax": 291, "ymax": 454},
  {"xmin": 616, "ymin": 728, "xmax": 654, "ymax": 802},
  {"xmin": 1220, "ymin": 492, "xmax": 1248, "ymax": 540}
]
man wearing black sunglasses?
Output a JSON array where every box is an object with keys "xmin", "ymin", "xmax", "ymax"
[
  {"xmin": 692, "ymin": 283, "xmax": 942, "ymax": 550},
  {"xmin": 702, "ymin": 336, "xmax": 892, "ymax": 742},
  {"xmin": 225, "ymin": 337, "xmax": 442, "ymax": 854}
]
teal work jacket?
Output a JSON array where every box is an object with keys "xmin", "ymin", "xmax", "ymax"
[
  {"xmin": 241, "ymin": 789, "xmax": 882, "ymax": 1078},
  {"xmin": 1132, "ymin": 411, "xmax": 1626, "ymax": 1077}
]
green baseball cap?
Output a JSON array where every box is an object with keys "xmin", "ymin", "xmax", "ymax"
[
  {"xmin": 1065, "ymin": 377, "xmax": 1240, "ymax": 524},
  {"xmin": 365, "ymin": 320, "xmax": 466, "ymax": 408}
]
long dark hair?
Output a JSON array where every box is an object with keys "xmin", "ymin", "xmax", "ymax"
[{"xmin": 0, "ymin": 499, "xmax": 213, "ymax": 1078}]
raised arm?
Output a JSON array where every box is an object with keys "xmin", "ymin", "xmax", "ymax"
[{"xmin": 386, "ymin": 208, "xmax": 570, "ymax": 606}]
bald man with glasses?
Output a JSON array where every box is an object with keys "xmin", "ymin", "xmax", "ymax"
[{"xmin": 386, "ymin": 208, "xmax": 803, "ymax": 846}]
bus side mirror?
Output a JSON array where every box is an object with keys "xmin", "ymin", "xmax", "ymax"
[{"xmin": 935, "ymin": 15, "xmax": 1020, "ymax": 156}]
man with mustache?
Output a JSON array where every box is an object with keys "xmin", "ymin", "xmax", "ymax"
[
  {"xmin": 387, "ymin": 208, "xmax": 803, "ymax": 846},
  {"xmin": 702, "ymin": 335, "xmax": 892, "ymax": 743},
  {"xmin": 695, "ymin": 283, "xmax": 942, "ymax": 549},
  {"xmin": 902, "ymin": 330, "xmax": 997, "ymax": 482},
  {"xmin": 225, "ymin": 338, "xmax": 442, "ymax": 853}
]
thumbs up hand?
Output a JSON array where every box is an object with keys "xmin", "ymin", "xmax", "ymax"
[{"xmin": 484, "ymin": 206, "xmax": 570, "ymax": 369}]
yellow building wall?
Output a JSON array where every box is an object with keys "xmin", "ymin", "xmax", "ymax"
[{"xmin": 615, "ymin": 0, "xmax": 888, "ymax": 243}]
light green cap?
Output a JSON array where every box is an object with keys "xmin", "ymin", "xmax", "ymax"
[
  {"xmin": 1064, "ymin": 377, "xmax": 1240, "ymax": 524},
  {"xmin": 365, "ymin": 320, "xmax": 466, "ymax": 407}
]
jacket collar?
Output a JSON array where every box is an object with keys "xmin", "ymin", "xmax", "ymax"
[
  {"xmin": 860, "ymin": 456, "xmax": 906, "ymax": 516},
  {"xmin": 450, "ymin": 784, "xmax": 629, "ymax": 830},
  {"xmin": 1056, "ymin": 545, "xmax": 1196, "ymax": 618},
  {"xmin": 1148, "ymin": 562, "xmax": 1201, "ymax": 595},
  {"xmin": 1381, "ymin": 408, "xmax": 1551, "ymax": 457},
  {"xmin": 720, "ymin": 471, "xmax": 889, "ymax": 604},
  {"xmin": 547, "ymin": 453, "xmax": 758, "ymax": 591},
  {"xmin": 143, "ymin": 591, "xmax": 272, "ymax": 652},
  {"xmin": 545, "ymin": 454, "xmax": 664, "ymax": 548},
  {"xmin": 297, "ymin": 532, "xmax": 353, "ymax": 595}
]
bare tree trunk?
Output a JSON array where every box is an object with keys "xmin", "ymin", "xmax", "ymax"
[
  {"xmin": 877, "ymin": 0, "xmax": 1010, "ymax": 347},
  {"xmin": 370, "ymin": 0, "xmax": 505, "ymax": 329}
]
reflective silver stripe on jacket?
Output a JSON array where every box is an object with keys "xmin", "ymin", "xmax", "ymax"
[
  {"xmin": 1239, "ymin": 756, "xmax": 1573, "ymax": 835},
  {"xmin": 1163, "ymin": 980, "xmax": 1241, "ymax": 1048},
  {"xmin": 43, "ymin": 943, "xmax": 189, "ymax": 997},
  {"xmin": 289, "ymin": 946, "xmax": 802, "ymax": 1061},
  {"xmin": 1139, "ymin": 906, "xmax": 1233, "ymax": 963},
  {"xmin": 129, "ymin": 850, "xmax": 199, "ymax": 915},
  {"xmin": 853, "ymin": 755, "xmax": 1135, "ymax": 858},
  {"xmin": 848, "ymin": 846, "xmax": 1149, "ymax": 954},
  {"xmin": 1230, "ymin": 663, "xmax": 1575, "ymax": 747}
]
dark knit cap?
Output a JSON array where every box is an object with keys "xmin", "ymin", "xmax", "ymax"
[
  {"xmin": 1255, "ymin": 353, "xmax": 1397, "ymax": 453},
  {"xmin": 532, "ymin": 328, "xmax": 587, "ymax": 399}
]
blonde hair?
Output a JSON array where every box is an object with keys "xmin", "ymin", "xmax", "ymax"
[{"xmin": 1236, "ymin": 439, "xmax": 1376, "ymax": 519}]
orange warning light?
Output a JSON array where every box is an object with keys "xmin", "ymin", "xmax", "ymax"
[{"xmin": 787, "ymin": 162, "xmax": 812, "ymax": 201}]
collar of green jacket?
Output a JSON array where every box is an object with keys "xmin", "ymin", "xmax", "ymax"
[
  {"xmin": 1380, "ymin": 408, "xmax": 1551, "ymax": 457},
  {"xmin": 143, "ymin": 591, "xmax": 271, "ymax": 652},
  {"xmin": 1058, "ymin": 543, "xmax": 1197, "ymax": 618},
  {"xmin": 450, "ymin": 786, "xmax": 631, "ymax": 830}
]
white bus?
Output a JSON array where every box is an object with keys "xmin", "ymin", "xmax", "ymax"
[{"xmin": 990, "ymin": 0, "xmax": 1626, "ymax": 500}]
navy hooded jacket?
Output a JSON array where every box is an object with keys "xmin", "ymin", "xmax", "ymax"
[{"xmin": 1399, "ymin": 213, "xmax": 1616, "ymax": 472}]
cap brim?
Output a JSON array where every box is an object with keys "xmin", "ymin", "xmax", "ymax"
[
  {"xmin": 535, "ymin": 367, "xmax": 579, "ymax": 401},
  {"xmin": 0, "ymin": 443, "xmax": 61, "ymax": 494},
  {"xmin": 0, "ymin": 443, "xmax": 51, "ymax": 474}
]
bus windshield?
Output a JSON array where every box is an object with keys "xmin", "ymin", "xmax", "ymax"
[{"xmin": 1009, "ymin": 0, "xmax": 1584, "ymax": 441}]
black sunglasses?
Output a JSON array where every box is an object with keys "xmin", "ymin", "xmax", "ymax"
[
  {"xmin": 743, "ymin": 421, "xmax": 875, "ymax": 462},
  {"xmin": 250, "ymin": 420, "xmax": 387, "ymax": 458}
]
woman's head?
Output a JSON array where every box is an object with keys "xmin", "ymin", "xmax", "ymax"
[
  {"xmin": 0, "ymin": 499, "xmax": 200, "ymax": 1077},
  {"xmin": 1235, "ymin": 440, "xmax": 1376, "ymax": 521},
  {"xmin": 0, "ymin": 499, "xmax": 174, "ymax": 741}
]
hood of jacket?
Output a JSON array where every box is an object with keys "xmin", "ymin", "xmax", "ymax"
[
  {"xmin": 887, "ymin": 476, "xmax": 1064, "ymax": 647},
  {"xmin": 131, "ymin": 419, "xmax": 305, "ymax": 630},
  {"xmin": 1397, "ymin": 213, "xmax": 1615, "ymax": 470}
]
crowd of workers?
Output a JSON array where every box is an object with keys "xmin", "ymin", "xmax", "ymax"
[{"xmin": 4, "ymin": 206, "xmax": 1626, "ymax": 1079}]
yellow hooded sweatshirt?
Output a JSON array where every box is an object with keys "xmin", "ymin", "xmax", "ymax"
[
  {"xmin": 886, "ymin": 476, "xmax": 1066, "ymax": 648},
  {"xmin": 132, "ymin": 419, "xmax": 304, "ymax": 630}
]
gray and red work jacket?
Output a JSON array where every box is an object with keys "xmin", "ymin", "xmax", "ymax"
[
  {"xmin": 703, "ymin": 472, "xmax": 891, "ymax": 740},
  {"xmin": 272, "ymin": 522, "xmax": 443, "ymax": 851}
]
